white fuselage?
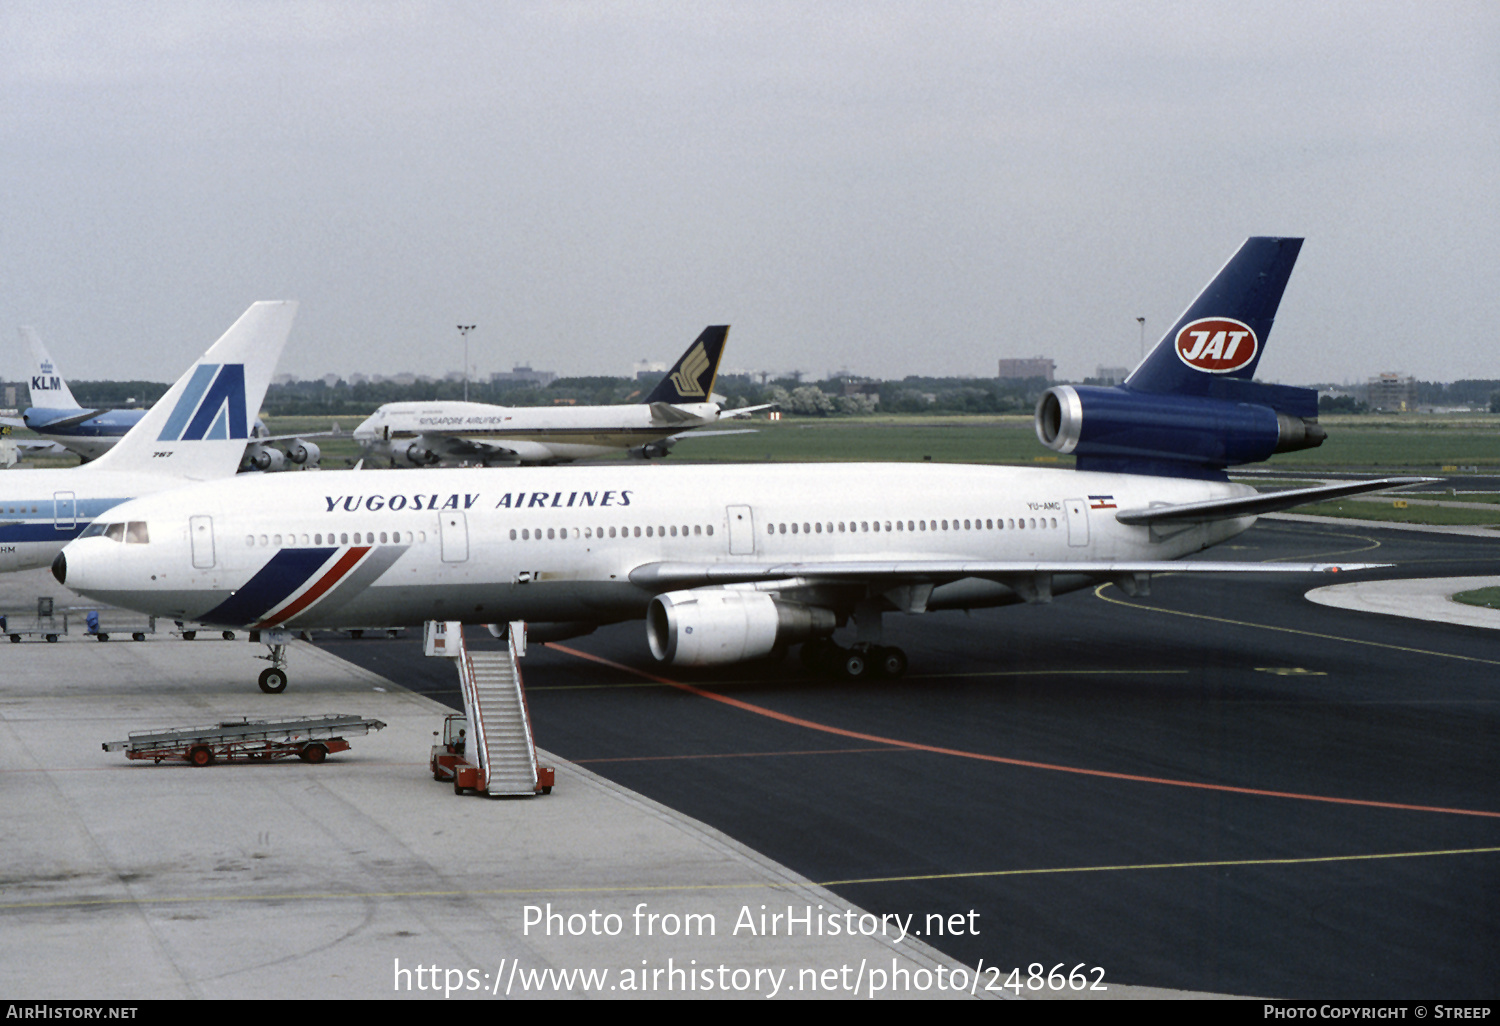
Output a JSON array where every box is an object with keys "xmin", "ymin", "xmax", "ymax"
[
  {"xmin": 353, "ymin": 401, "xmax": 724, "ymax": 463},
  {"xmin": 0, "ymin": 468, "xmax": 227, "ymax": 573},
  {"xmin": 57, "ymin": 463, "xmax": 1253, "ymax": 628}
]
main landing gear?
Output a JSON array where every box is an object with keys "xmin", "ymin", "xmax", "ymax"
[{"xmin": 799, "ymin": 637, "xmax": 908, "ymax": 680}]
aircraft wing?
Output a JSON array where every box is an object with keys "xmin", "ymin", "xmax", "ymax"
[
  {"xmin": 629, "ymin": 558, "xmax": 1388, "ymax": 592},
  {"xmin": 670, "ymin": 428, "xmax": 757, "ymax": 440},
  {"xmin": 1114, "ymin": 476, "xmax": 1437, "ymax": 526},
  {"xmin": 719, "ymin": 403, "xmax": 779, "ymax": 419},
  {"xmin": 252, "ymin": 429, "xmax": 342, "ymax": 444}
]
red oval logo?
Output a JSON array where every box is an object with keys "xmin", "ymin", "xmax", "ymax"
[{"xmin": 1174, "ymin": 317, "xmax": 1258, "ymax": 374}]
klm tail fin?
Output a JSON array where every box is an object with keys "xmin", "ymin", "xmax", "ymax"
[
  {"xmin": 90, "ymin": 302, "xmax": 297, "ymax": 480},
  {"xmin": 20, "ymin": 327, "xmax": 81, "ymax": 409},
  {"xmin": 1125, "ymin": 237, "xmax": 1302, "ymax": 396},
  {"xmin": 642, "ymin": 326, "xmax": 730, "ymax": 405}
]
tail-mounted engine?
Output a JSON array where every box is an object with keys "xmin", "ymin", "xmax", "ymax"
[
  {"xmin": 1035, "ymin": 381, "xmax": 1325, "ymax": 476},
  {"xmin": 647, "ymin": 590, "xmax": 835, "ymax": 666}
]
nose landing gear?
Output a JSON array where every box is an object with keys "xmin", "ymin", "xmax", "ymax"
[{"xmin": 255, "ymin": 629, "xmax": 291, "ymax": 693}]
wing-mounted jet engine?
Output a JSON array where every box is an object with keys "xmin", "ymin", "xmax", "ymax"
[
  {"xmin": 243, "ymin": 436, "xmax": 323, "ymax": 472},
  {"xmin": 646, "ymin": 590, "xmax": 836, "ymax": 666}
]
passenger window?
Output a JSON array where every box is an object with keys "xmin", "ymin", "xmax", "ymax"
[{"xmin": 246, "ymin": 535, "xmax": 255, "ymax": 546}]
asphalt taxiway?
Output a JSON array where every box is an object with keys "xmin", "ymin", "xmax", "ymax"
[{"xmin": 319, "ymin": 516, "xmax": 1500, "ymax": 1000}]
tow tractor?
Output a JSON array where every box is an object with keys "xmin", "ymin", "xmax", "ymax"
[{"xmin": 104, "ymin": 713, "xmax": 386, "ymax": 767}]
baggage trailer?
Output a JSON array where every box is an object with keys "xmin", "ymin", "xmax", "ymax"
[
  {"xmin": 104, "ymin": 713, "xmax": 386, "ymax": 767},
  {"xmin": 84, "ymin": 609, "xmax": 157, "ymax": 642},
  {"xmin": 3, "ymin": 597, "xmax": 69, "ymax": 643}
]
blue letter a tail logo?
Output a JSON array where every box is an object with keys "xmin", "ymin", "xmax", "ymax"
[{"xmin": 158, "ymin": 364, "xmax": 249, "ymax": 441}]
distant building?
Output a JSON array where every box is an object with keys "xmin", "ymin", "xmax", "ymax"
[
  {"xmin": 491, "ymin": 365, "xmax": 556, "ymax": 388},
  {"xmin": 1095, "ymin": 366, "xmax": 1130, "ymax": 385},
  {"xmin": 838, "ymin": 377, "xmax": 881, "ymax": 405},
  {"xmin": 1366, "ymin": 373, "xmax": 1416, "ymax": 412},
  {"xmin": 633, "ymin": 360, "xmax": 667, "ymax": 382},
  {"xmin": 997, "ymin": 357, "xmax": 1055, "ymax": 382}
]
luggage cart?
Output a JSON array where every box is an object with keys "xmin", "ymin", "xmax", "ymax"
[
  {"xmin": 103, "ymin": 714, "xmax": 386, "ymax": 767},
  {"xmin": 3, "ymin": 597, "xmax": 68, "ymax": 643}
]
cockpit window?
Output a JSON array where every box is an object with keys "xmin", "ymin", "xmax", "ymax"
[
  {"xmin": 104, "ymin": 523, "xmax": 125, "ymax": 542},
  {"xmin": 80, "ymin": 522, "xmax": 107, "ymax": 539},
  {"xmin": 126, "ymin": 522, "xmax": 149, "ymax": 544}
]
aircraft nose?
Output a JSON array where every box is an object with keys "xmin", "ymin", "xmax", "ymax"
[{"xmin": 51, "ymin": 550, "xmax": 66, "ymax": 585}]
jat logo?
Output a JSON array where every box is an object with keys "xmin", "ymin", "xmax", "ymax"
[
  {"xmin": 157, "ymin": 363, "xmax": 249, "ymax": 441},
  {"xmin": 1174, "ymin": 317, "xmax": 1258, "ymax": 374}
]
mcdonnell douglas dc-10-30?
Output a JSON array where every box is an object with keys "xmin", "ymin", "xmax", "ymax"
[{"xmin": 56, "ymin": 239, "xmax": 1421, "ymax": 692}]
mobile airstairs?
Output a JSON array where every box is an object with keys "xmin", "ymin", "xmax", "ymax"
[{"xmin": 425, "ymin": 621, "xmax": 554, "ymax": 797}]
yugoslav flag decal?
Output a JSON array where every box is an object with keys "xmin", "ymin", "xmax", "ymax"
[{"xmin": 1174, "ymin": 317, "xmax": 1258, "ymax": 374}]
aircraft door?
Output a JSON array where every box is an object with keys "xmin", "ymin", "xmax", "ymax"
[
  {"xmin": 1065, "ymin": 499, "xmax": 1089, "ymax": 547},
  {"xmin": 726, "ymin": 505, "xmax": 755, "ymax": 555},
  {"xmin": 189, "ymin": 515, "xmax": 216, "ymax": 568},
  {"xmin": 440, "ymin": 511, "xmax": 469, "ymax": 562},
  {"xmin": 53, "ymin": 491, "xmax": 76, "ymax": 532}
]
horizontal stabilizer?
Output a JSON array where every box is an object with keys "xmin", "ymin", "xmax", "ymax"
[
  {"xmin": 1114, "ymin": 477, "xmax": 1437, "ymax": 526},
  {"xmin": 648, "ymin": 402, "xmax": 702, "ymax": 425},
  {"xmin": 629, "ymin": 558, "xmax": 1388, "ymax": 591}
]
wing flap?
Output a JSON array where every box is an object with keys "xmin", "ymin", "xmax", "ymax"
[{"xmin": 628, "ymin": 558, "xmax": 1389, "ymax": 591}]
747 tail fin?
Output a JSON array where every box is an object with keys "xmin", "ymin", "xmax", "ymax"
[
  {"xmin": 642, "ymin": 326, "xmax": 730, "ymax": 405},
  {"xmin": 89, "ymin": 301, "xmax": 298, "ymax": 480},
  {"xmin": 20, "ymin": 327, "xmax": 81, "ymax": 410}
]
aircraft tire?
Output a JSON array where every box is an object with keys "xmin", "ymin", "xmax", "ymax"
[
  {"xmin": 874, "ymin": 646, "xmax": 908, "ymax": 679},
  {"xmin": 222, "ymin": 631, "xmax": 235, "ymax": 640},
  {"xmin": 258, "ymin": 668, "xmax": 288, "ymax": 694},
  {"xmin": 839, "ymin": 649, "xmax": 869, "ymax": 680}
]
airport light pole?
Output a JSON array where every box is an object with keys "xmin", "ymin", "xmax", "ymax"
[
  {"xmin": 1137, "ymin": 317, "xmax": 1146, "ymax": 361},
  {"xmin": 457, "ymin": 325, "xmax": 476, "ymax": 402}
]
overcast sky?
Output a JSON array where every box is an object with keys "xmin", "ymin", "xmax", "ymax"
[{"xmin": 2, "ymin": 1, "xmax": 1496, "ymax": 390}]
